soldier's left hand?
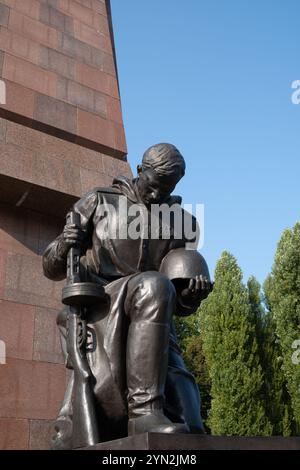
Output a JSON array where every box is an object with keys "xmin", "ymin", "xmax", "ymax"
[{"xmin": 180, "ymin": 275, "xmax": 212, "ymax": 305}]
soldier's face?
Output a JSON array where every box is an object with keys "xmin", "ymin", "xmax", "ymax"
[{"xmin": 137, "ymin": 168, "xmax": 179, "ymax": 206}]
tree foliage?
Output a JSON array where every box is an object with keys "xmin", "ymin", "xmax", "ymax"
[
  {"xmin": 175, "ymin": 225, "xmax": 300, "ymax": 435},
  {"xmin": 248, "ymin": 276, "xmax": 294, "ymax": 435},
  {"xmin": 174, "ymin": 315, "xmax": 211, "ymax": 428},
  {"xmin": 198, "ymin": 251, "xmax": 272, "ymax": 435},
  {"xmin": 264, "ymin": 223, "xmax": 300, "ymax": 433}
]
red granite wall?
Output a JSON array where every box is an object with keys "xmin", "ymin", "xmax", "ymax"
[
  {"xmin": 0, "ymin": 0, "xmax": 131, "ymax": 449},
  {"xmin": 0, "ymin": 202, "xmax": 67, "ymax": 449},
  {"xmin": 0, "ymin": 0, "xmax": 126, "ymax": 156}
]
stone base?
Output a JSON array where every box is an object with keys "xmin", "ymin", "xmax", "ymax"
[{"xmin": 83, "ymin": 433, "xmax": 300, "ymax": 451}]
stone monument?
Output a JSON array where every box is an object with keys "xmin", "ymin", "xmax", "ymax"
[
  {"xmin": 0, "ymin": 0, "xmax": 131, "ymax": 450},
  {"xmin": 42, "ymin": 142, "xmax": 212, "ymax": 449}
]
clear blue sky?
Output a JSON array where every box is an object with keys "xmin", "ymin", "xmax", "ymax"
[{"xmin": 111, "ymin": 0, "xmax": 300, "ymax": 284}]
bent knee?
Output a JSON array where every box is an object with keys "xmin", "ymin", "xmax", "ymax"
[
  {"xmin": 142, "ymin": 271, "xmax": 175, "ymax": 300},
  {"xmin": 126, "ymin": 271, "xmax": 176, "ymax": 323}
]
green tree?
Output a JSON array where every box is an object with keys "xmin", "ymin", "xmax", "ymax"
[
  {"xmin": 248, "ymin": 276, "xmax": 293, "ymax": 435},
  {"xmin": 182, "ymin": 335, "xmax": 212, "ymax": 426},
  {"xmin": 265, "ymin": 223, "xmax": 300, "ymax": 433},
  {"xmin": 199, "ymin": 251, "xmax": 272, "ymax": 435},
  {"xmin": 247, "ymin": 276, "xmax": 264, "ymax": 352},
  {"xmin": 175, "ymin": 315, "xmax": 212, "ymax": 428}
]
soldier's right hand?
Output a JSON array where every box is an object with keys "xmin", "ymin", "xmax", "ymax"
[
  {"xmin": 63, "ymin": 223, "xmax": 85, "ymax": 246},
  {"xmin": 58, "ymin": 223, "xmax": 86, "ymax": 257}
]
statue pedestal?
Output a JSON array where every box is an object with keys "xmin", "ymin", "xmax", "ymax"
[{"xmin": 83, "ymin": 433, "xmax": 300, "ymax": 450}]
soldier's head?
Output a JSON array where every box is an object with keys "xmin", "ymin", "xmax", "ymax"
[{"xmin": 137, "ymin": 143, "xmax": 186, "ymax": 205}]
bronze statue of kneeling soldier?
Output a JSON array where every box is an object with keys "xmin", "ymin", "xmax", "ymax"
[{"xmin": 42, "ymin": 143, "xmax": 212, "ymax": 449}]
